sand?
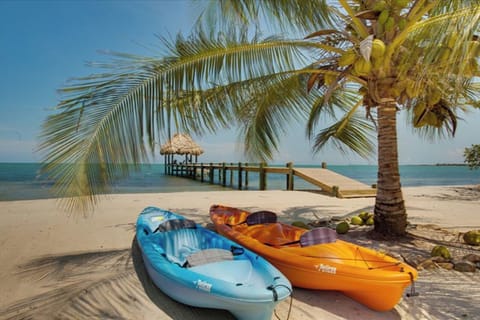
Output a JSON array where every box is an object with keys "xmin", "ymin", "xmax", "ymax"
[{"xmin": 0, "ymin": 186, "xmax": 479, "ymax": 319}]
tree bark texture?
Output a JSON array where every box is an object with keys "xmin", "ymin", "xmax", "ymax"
[{"xmin": 374, "ymin": 102, "xmax": 407, "ymax": 236}]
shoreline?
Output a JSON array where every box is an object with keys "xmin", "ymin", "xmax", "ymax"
[
  {"xmin": 1, "ymin": 185, "xmax": 479, "ymax": 319},
  {"xmin": 2, "ymin": 163, "xmax": 480, "ymax": 203}
]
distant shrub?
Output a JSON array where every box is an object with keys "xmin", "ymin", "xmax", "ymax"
[{"xmin": 464, "ymin": 144, "xmax": 480, "ymax": 170}]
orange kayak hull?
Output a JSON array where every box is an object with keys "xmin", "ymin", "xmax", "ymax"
[{"xmin": 209, "ymin": 204, "xmax": 418, "ymax": 311}]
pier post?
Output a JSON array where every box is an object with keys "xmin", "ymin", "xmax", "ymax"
[
  {"xmin": 286, "ymin": 162, "xmax": 294, "ymax": 190},
  {"xmin": 244, "ymin": 163, "xmax": 249, "ymax": 189},
  {"xmin": 191, "ymin": 164, "xmax": 196, "ymax": 180},
  {"xmin": 259, "ymin": 162, "xmax": 267, "ymax": 190},
  {"xmin": 164, "ymin": 155, "xmax": 167, "ymax": 175},
  {"xmin": 230, "ymin": 163, "xmax": 234, "ymax": 186},
  {"xmin": 200, "ymin": 163, "xmax": 204, "ymax": 182},
  {"xmin": 222, "ymin": 163, "xmax": 227, "ymax": 186},
  {"xmin": 332, "ymin": 185, "xmax": 339, "ymax": 197},
  {"xmin": 209, "ymin": 163, "xmax": 214, "ymax": 184},
  {"xmin": 238, "ymin": 162, "xmax": 243, "ymax": 190}
]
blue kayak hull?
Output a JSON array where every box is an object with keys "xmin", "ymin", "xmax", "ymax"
[{"xmin": 136, "ymin": 206, "xmax": 291, "ymax": 320}]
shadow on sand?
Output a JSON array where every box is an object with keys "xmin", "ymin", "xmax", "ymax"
[
  {"xmin": 4, "ymin": 204, "xmax": 474, "ymax": 319},
  {"xmin": 0, "ymin": 239, "xmax": 233, "ymax": 319}
]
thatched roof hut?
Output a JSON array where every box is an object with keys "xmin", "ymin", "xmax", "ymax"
[
  {"xmin": 160, "ymin": 133, "xmax": 204, "ymax": 156},
  {"xmin": 160, "ymin": 134, "xmax": 204, "ymax": 175}
]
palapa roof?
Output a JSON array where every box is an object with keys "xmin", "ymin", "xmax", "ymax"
[{"xmin": 160, "ymin": 133, "xmax": 204, "ymax": 156}]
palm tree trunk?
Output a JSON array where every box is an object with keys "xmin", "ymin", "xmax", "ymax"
[{"xmin": 374, "ymin": 101, "xmax": 407, "ymax": 236}]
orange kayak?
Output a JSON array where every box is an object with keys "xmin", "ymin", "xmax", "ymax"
[{"xmin": 209, "ymin": 204, "xmax": 418, "ymax": 311}]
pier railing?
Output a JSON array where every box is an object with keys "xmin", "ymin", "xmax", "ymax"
[
  {"xmin": 166, "ymin": 162, "xmax": 293, "ymax": 190},
  {"xmin": 165, "ymin": 162, "xmax": 376, "ymax": 198}
]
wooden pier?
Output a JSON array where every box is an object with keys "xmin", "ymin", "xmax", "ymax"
[{"xmin": 166, "ymin": 162, "xmax": 376, "ymax": 198}]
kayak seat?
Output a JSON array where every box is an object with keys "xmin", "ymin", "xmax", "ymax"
[
  {"xmin": 246, "ymin": 210, "xmax": 278, "ymax": 225},
  {"xmin": 161, "ymin": 228, "xmax": 203, "ymax": 266},
  {"xmin": 154, "ymin": 218, "xmax": 196, "ymax": 233},
  {"xmin": 186, "ymin": 248, "xmax": 233, "ymax": 267},
  {"xmin": 300, "ymin": 227, "xmax": 337, "ymax": 247},
  {"xmin": 240, "ymin": 222, "xmax": 298, "ymax": 247}
]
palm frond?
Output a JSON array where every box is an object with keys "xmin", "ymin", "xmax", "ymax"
[
  {"xmin": 313, "ymin": 117, "xmax": 376, "ymax": 160},
  {"xmin": 306, "ymin": 83, "xmax": 364, "ymax": 137},
  {"xmin": 198, "ymin": 0, "xmax": 335, "ymax": 36},
  {"xmin": 393, "ymin": 4, "xmax": 480, "ymax": 82},
  {"xmin": 38, "ymin": 28, "xmax": 318, "ymax": 211},
  {"xmin": 228, "ymin": 72, "xmax": 313, "ymax": 160},
  {"xmin": 39, "ymin": 0, "xmax": 480, "ymax": 214},
  {"xmin": 311, "ymin": 99, "xmax": 376, "ymax": 159}
]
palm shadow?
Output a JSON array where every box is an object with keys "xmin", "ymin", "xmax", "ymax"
[{"xmin": 0, "ymin": 241, "xmax": 233, "ymax": 319}]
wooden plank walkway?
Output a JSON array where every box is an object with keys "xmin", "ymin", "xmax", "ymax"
[
  {"xmin": 293, "ymin": 168, "xmax": 376, "ymax": 198},
  {"xmin": 166, "ymin": 162, "xmax": 376, "ymax": 198}
]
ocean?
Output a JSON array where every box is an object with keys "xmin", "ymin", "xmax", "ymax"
[{"xmin": 1, "ymin": 162, "xmax": 479, "ymax": 201}]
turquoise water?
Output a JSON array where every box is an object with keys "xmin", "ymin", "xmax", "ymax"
[{"xmin": 0, "ymin": 162, "xmax": 479, "ymax": 201}]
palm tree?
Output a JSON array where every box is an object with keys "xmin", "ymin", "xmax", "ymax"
[{"xmin": 39, "ymin": 0, "xmax": 479, "ymax": 236}]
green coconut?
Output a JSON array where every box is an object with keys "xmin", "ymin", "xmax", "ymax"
[
  {"xmin": 366, "ymin": 216, "xmax": 374, "ymax": 226},
  {"xmin": 431, "ymin": 245, "xmax": 451, "ymax": 259},
  {"xmin": 350, "ymin": 216, "xmax": 364, "ymax": 226},
  {"xmin": 384, "ymin": 17, "xmax": 395, "ymax": 32},
  {"xmin": 358, "ymin": 211, "xmax": 370, "ymax": 221},
  {"xmin": 336, "ymin": 221, "xmax": 350, "ymax": 234},
  {"xmin": 378, "ymin": 10, "xmax": 389, "ymax": 25},
  {"xmin": 371, "ymin": 39, "xmax": 386, "ymax": 59},
  {"xmin": 353, "ymin": 58, "xmax": 372, "ymax": 77},
  {"xmin": 463, "ymin": 230, "xmax": 480, "ymax": 246},
  {"xmin": 393, "ymin": 0, "xmax": 410, "ymax": 9},
  {"xmin": 372, "ymin": 0, "xmax": 387, "ymax": 11}
]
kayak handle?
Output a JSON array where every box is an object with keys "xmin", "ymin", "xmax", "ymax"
[{"xmin": 230, "ymin": 245, "xmax": 245, "ymax": 256}]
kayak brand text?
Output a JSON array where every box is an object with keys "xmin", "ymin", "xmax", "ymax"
[
  {"xmin": 195, "ymin": 279, "xmax": 213, "ymax": 292},
  {"xmin": 318, "ymin": 264, "xmax": 337, "ymax": 274}
]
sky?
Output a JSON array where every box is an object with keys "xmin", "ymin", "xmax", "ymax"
[{"xmin": 1, "ymin": 0, "xmax": 479, "ymax": 166}]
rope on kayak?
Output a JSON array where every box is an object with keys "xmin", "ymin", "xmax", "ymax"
[
  {"xmin": 272, "ymin": 284, "xmax": 293, "ymax": 320},
  {"xmin": 406, "ymin": 272, "xmax": 419, "ymax": 297},
  {"xmin": 354, "ymin": 247, "xmax": 404, "ymax": 270},
  {"xmin": 302, "ymin": 254, "xmax": 403, "ymax": 269}
]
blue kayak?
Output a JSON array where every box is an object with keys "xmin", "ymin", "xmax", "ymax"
[{"xmin": 136, "ymin": 206, "xmax": 292, "ymax": 320}]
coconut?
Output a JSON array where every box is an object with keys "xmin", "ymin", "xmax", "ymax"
[
  {"xmin": 463, "ymin": 230, "xmax": 480, "ymax": 246},
  {"xmin": 353, "ymin": 58, "xmax": 372, "ymax": 77},
  {"xmin": 378, "ymin": 10, "xmax": 389, "ymax": 25},
  {"xmin": 393, "ymin": 0, "xmax": 410, "ymax": 8},
  {"xmin": 371, "ymin": 39, "xmax": 386, "ymax": 59},
  {"xmin": 384, "ymin": 17, "xmax": 395, "ymax": 32},
  {"xmin": 372, "ymin": 1, "xmax": 387, "ymax": 11},
  {"xmin": 350, "ymin": 216, "xmax": 364, "ymax": 226},
  {"xmin": 398, "ymin": 18, "xmax": 407, "ymax": 30},
  {"xmin": 358, "ymin": 211, "xmax": 370, "ymax": 221},
  {"xmin": 336, "ymin": 221, "xmax": 350, "ymax": 234},
  {"xmin": 366, "ymin": 216, "xmax": 374, "ymax": 226},
  {"xmin": 431, "ymin": 245, "xmax": 451, "ymax": 259}
]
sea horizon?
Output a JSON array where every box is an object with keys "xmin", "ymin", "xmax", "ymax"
[{"xmin": 1, "ymin": 162, "xmax": 479, "ymax": 201}]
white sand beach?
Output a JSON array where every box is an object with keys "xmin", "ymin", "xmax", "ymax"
[{"xmin": 0, "ymin": 186, "xmax": 479, "ymax": 319}]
